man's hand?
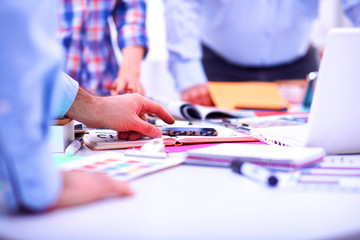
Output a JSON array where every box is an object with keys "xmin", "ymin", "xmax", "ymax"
[
  {"xmin": 181, "ymin": 84, "xmax": 214, "ymax": 106},
  {"xmin": 110, "ymin": 46, "xmax": 146, "ymax": 96},
  {"xmin": 95, "ymin": 93, "xmax": 175, "ymax": 140},
  {"xmin": 66, "ymin": 89, "xmax": 175, "ymax": 140},
  {"xmin": 53, "ymin": 171, "xmax": 133, "ymax": 209}
]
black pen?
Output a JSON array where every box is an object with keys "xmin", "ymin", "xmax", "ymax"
[{"xmin": 231, "ymin": 160, "xmax": 278, "ymax": 187}]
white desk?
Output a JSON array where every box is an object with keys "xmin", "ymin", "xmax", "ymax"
[{"xmin": 1, "ymin": 147, "xmax": 360, "ymax": 240}]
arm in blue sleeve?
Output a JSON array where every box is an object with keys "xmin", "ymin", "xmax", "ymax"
[
  {"xmin": 52, "ymin": 72, "xmax": 79, "ymax": 118},
  {"xmin": 342, "ymin": 0, "xmax": 360, "ymax": 27},
  {"xmin": 164, "ymin": 0, "xmax": 208, "ymax": 93},
  {"xmin": 0, "ymin": 1, "xmax": 63, "ymax": 213}
]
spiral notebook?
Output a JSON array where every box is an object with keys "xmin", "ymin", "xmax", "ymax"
[{"xmin": 185, "ymin": 143, "xmax": 325, "ymax": 170}]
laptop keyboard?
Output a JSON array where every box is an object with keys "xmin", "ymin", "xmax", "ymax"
[
  {"xmin": 281, "ymin": 128, "xmax": 307, "ymax": 141},
  {"xmin": 251, "ymin": 125, "xmax": 308, "ymax": 147}
]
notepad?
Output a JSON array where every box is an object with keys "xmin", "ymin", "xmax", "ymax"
[
  {"xmin": 185, "ymin": 144, "xmax": 325, "ymax": 170},
  {"xmin": 207, "ymin": 82, "xmax": 289, "ymax": 111}
]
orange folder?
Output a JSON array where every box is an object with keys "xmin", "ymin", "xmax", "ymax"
[{"xmin": 207, "ymin": 82, "xmax": 289, "ymax": 111}]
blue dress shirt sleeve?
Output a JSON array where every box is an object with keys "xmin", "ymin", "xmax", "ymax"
[
  {"xmin": 0, "ymin": 1, "xmax": 74, "ymax": 213},
  {"xmin": 164, "ymin": 0, "xmax": 208, "ymax": 93},
  {"xmin": 52, "ymin": 72, "xmax": 79, "ymax": 118}
]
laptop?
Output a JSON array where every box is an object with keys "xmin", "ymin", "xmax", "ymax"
[{"xmin": 250, "ymin": 28, "xmax": 360, "ymax": 155}]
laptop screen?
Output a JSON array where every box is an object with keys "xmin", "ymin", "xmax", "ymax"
[{"xmin": 305, "ymin": 28, "xmax": 360, "ymax": 154}]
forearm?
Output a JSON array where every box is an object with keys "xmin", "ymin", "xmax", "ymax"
[
  {"xmin": 165, "ymin": 0, "xmax": 203, "ymax": 60},
  {"xmin": 171, "ymin": 59, "xmax": 208, "ymax": 93},
  {"xmin": 65, "ymin": 87, "xmax": 104, "ymax": 128},
  {"xmin": 164, "ymin": 0, "xmax": 208, "ymax": 92},
  {"xmin": 118, "ymin": 46, "xmax": 145, "ymax": 76}
]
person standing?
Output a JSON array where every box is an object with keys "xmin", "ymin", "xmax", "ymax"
[
  {"xmin": 58, "ymin": 0, "xmax": 148, "ymax": 96},
  {"xmin": 164, "ymin": 0, "xmax": 360, "ymax": 106}
]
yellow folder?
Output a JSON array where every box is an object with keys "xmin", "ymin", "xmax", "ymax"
[{"xmin": 207, "ymin": 82, "xmax": 289, "ymax": 111}]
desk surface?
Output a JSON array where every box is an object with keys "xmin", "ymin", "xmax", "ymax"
[{"xmin": 1, "ymin": 146, "xmax": 360, "ymax": 240}]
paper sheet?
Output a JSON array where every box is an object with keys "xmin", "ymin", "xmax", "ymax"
[{"xmin": 207, "ymin": 82, "xmax": 289, "ymax": 111}]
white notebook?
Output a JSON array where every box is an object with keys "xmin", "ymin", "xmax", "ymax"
[{"xmin": 185, "ymin": 144, "xmax": 326, "ymax": 170}]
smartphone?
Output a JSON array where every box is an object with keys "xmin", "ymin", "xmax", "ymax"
[{"xmin": 160, "ymin": 127, "xmax": 218, "ymax": 136}]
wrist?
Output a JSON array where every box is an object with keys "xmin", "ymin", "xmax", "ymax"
[
  {"xmin": 90, "ymin": 95, "xmax": 106, "ymax": 127},
  {"xmin": 66, "ymin": 87, "xmax": 104, "ymax": 128},
  {"xmin": 120, "ymin": 46, "xmax": 145, "ymax": 72}
]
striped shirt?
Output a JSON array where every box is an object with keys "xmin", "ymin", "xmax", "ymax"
[{"xmin": 58, "ymin": 0, "xmax": 147, "ymax": 95}]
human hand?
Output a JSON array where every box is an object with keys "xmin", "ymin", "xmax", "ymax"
[
  {"xmin": 110, "ymin": 73, "xmax": 145, "ymax": 96},
  {"xmin": 66, "ymin": 88, "xmax": 175, "ymax": 140},
  {"xmin": 110, "ymin": 46, "xmax": 146, "ymax": 96},
  {"xmin": 97, "ymin": 94, "xmax": 175, "ymax": 140},
  {"xmin": 53, "ymin": 171, "xmax": 133, "ymax": 209},
  {"xmin": 181, "ymin": 84, "xmax": 214, "ymax": 106}
]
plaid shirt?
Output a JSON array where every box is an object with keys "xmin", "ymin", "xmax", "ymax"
[{"xmin": 58, "ymin": 0, "xmax": 147, "ymax": 95}]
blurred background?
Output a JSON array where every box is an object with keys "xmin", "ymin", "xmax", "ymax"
[{"xmin": 112, "ymin": 0, "xmax": 355, "ymax": 100}]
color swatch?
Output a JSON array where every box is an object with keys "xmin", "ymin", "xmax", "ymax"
[{"xmin": 60, "ymin": 152, "xmax": 185, "ymax": 181}]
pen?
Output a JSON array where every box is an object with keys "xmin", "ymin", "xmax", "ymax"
[
  {"xmin": 231, "ymin": 160, "xmax": 278, "ymax": 187},
  {"xmin": 235, "ymin": 124, "xmax": 251, "ymax": 133},
  {"xmin": 147, "ymin": 119, "xmax": 163, "ymax": 125},
  {"xmin": 65, "ymin": 137, "xmax": 84, "ymax": 156},
  {"xmin": 147, "ymin": 119, "xmax": 193, "ymax": 126}
]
